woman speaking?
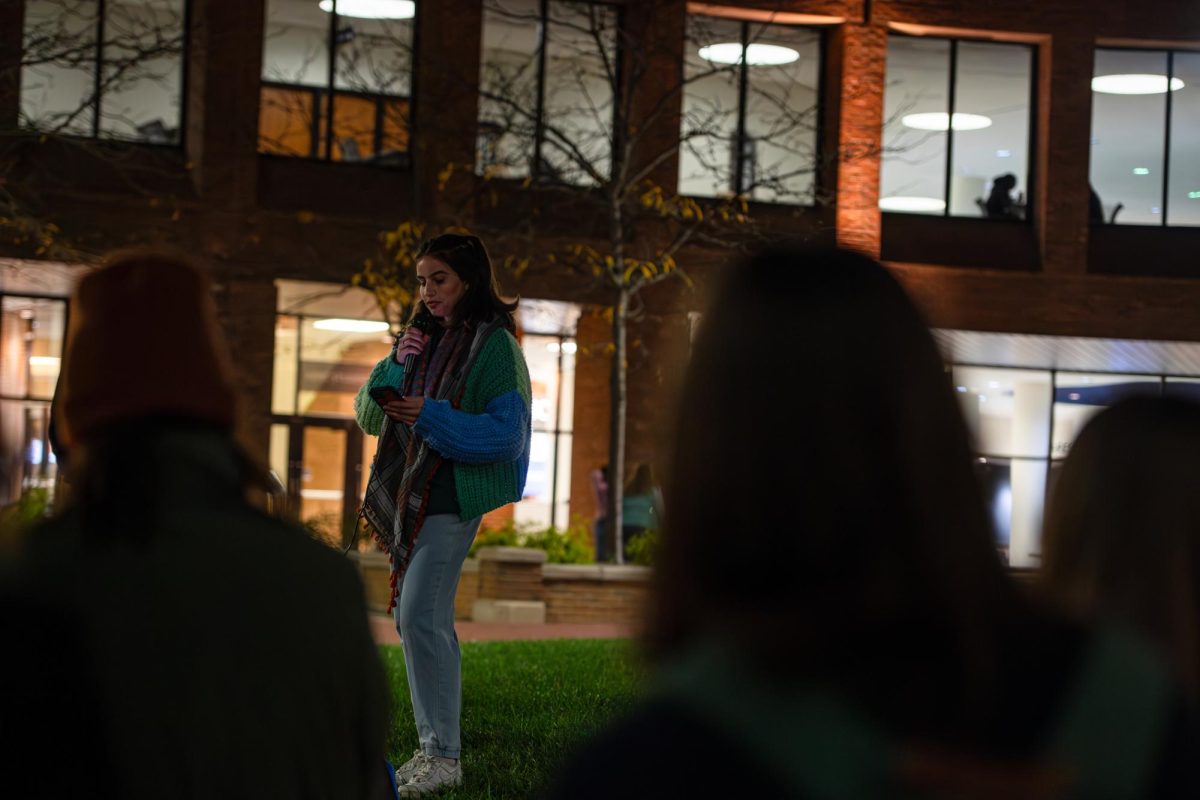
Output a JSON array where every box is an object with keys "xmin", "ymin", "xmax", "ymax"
[{"xmin": 355, "ymin": 233, "xmax": 531, "ymax": 797}]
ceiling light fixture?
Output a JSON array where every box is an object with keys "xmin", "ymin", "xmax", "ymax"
[
  {"xmin": 902, "ymin": 112, "xmax": 992, "ymax": 131},
  {"xmin": 1133, "ymin": 167, "xmax": 1150, "ymax": 175},
  {"xmin": 1092, "ymin": 73, "xmax": 1185, "ymax": 94},
  {"xmin": 313, "ymin": 318, "xmax": 390, "ymax": 333},
  {"xmin": 318, "ymin": 0, "xmax": 415, "ymax": 20},
  {"xmin": 879, "ymin": 196, "xmax": 946, "ymax": 212},
  {"xmin": 698, "ymin": 42, "xmax": 800, "ymax": 66}
]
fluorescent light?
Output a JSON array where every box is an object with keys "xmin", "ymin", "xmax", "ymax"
[
  {"xmin": 1133, "ymin": 167, "xmax": 1150, "ymax": 175},
  {"xmin": 318, "ymin": 0, "xmax": 415, "ymax": 20},
  {"xmin": 1092, "ymin": 73, "xmax": 1185, "ymax": 94},
  {"xmin": 902, "ymin": 112, "xmax": 992, "ymax": 131},
  {"xmin": 698, "ymin": 42, "xmax": 800, "ymax": 66},
  {"xmin": 29, "ymin": 356, "xmax": 60, "ymax": 367},
  {"xmin": 879, "ymin": 196, "xmax": 946, "ymax": 212},
  {"xmin": 995, "ymin": 149, "xmax": 1012, "ymax": 158},
  {"xmin": 1188, "ymin": 191, "xmax": 1200, "ymax": 199},
  {"xmin": 312, "ymin": 318, "xmax": 390, "ymax": 333}
]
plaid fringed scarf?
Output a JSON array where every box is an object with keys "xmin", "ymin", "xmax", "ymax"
[{"xmin": 360, "ymin": 317, "xmax": 507, "ymax": 611}]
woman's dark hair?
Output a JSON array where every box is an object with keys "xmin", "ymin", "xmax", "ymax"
[
  {"xmin": 625, "ymin": 463, "xmax": 655, "ymax": 496},
  {"xmin": 647, "ymin": 244, "xmax": 1018, "ymax": 722},
  {"xmin": 1042, "ymin": 395, "xmax": 1200, "ymax": 695},
  {"xmin": 414, "ymin": 233, "xmax": 518, "ymax": 331}
]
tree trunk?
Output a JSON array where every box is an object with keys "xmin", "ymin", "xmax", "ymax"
[{"xmin": 606, "ymin": 286, "xmax": 628, "ymax": 564}]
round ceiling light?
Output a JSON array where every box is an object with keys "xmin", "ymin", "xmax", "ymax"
[
  {"xmin": 879, "ymin": 196, "xmax": 946, "ymax": 213},
  {"xmin": 901, "ymin": 112, "xmax": 993, "ymax": 131},
  {"xmin": 313, "ymin": 318, "xmax": 391, "ymax": 333},
  {"xmin": 698, "ymin": 42, "xmax": 800, "ymax": 66},
  {"xmin": 318, "ymin": 0, "xmax": 415, "ymax": 20},
  {"xmin": 1092, "ymin": 73, "xmax": 1185, "ymax": 94}
]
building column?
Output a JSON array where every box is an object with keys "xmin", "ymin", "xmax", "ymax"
[
  {"xmin": 411, "ymin": 0, "xmax": 483, "ymax": 221},
  {"xmin": 0, "ymin": 1, "xmax": 24, "ymax": 130},
  {"xmin": 1035, "ymin": 34, "xmax": 1094, "ymax": 275},
  {"xmin": 621, "ymin": 0, "xmax": 687, "ymax": 193},
  {"xmin": 828, "ymin": 21, "xmax": 887, "ymax": 257},
  {"xmin": 185, "ymin": 0, "xmax": 264, "ymax": 209},
  {"xmin": 212, "ymin": 277, "xmax": 277, "ymax": 464}
]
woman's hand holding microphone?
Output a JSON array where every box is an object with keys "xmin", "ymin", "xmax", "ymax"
[{"xmin": 385, "ymin": 327, "xmax": 429, "ymax": 424}]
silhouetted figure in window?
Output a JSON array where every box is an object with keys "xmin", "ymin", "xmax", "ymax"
[
  {"xmin": 1089, "ymin": 185, "xmax": 1106, "ymax": 224},
  {"xmin": 548, "ymin": 244, "xmax": 1199, "ymax": 799},
  {"xmin": 985, "ymin": 172, "xmax": 1022, "ymax": 219}
]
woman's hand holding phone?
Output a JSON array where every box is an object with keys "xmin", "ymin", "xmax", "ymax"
[{"xmin": 383, "ymin": 396, "xmax": 425, "ymax": 425}]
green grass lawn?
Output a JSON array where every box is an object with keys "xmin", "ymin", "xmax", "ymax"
[{"xmin": 379, "ymin": 639, "xmax": 643, "ymax": 799}]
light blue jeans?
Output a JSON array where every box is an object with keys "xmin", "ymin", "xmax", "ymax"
[{"xmin": 393, "ymin": 513, "xmax": 481, "ymax": 759}]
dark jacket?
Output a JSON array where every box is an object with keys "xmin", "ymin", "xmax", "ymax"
[{"xmin": 2, "ymin": 428, "xmax": 391, "ymax": 799}]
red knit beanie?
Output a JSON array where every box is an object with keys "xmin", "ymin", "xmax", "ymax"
[{"xmin": 59, "ymin": 249, "xmax": 237, "ymax": 445}]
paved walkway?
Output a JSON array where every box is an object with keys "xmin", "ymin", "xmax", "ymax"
[{"xmin": 369, "ymin": 613, "xmax": 632, "ymax": 644}]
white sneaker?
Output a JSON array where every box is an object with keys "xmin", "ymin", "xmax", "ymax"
[
  {"xmin": 397, "ymin": 752, "xmax": 462, "ymax": 796},
  {"xmin": 394, "ymin": 750, "xmax": 426, "ymax": 786}
]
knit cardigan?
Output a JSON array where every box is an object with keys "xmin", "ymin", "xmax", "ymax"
[{"xmin": 354, "ymin": 327, "xmax": 532, "ymax": 521}]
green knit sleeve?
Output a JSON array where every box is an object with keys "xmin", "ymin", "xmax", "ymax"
[
  {"xmin": 354, "ymin": 355, "xmax": 405, "ymax": 436},
  {"xmin": 462, "ymin": 329, "xmax": 531, "ymax": 412}
]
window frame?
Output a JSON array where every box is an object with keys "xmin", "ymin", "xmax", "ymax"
[
  {"xmin": 1090, "ymin": 45, "xmax": 1200, "ymax": 228},
  {"xmin": 882, "ymin": 33, "xmax": 1038, "ymax": 222},
  {"xmin": 258, "ymin": 0, "xmax": 415, "ymax": 166},
  {"xmin": 19, "ymin": 0, "xmax": 192, "ymax": 146},
  {"xmin": 679, "ymin": 14, "xmax": 827, "ymax": 205},
  {"xmin": 478, "ymin": 0, "xmax": 624, "ymax": 185}
]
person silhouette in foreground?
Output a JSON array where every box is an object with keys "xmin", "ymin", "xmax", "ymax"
[
  {"xmin": 0, "ymin": 248, "xmax": 392, "ymax": 799},
  {"xmin": 985, "ymin": 172, "xmax": 1022, "ymax": 219},
  {"xmin": 548, "ymin": 244, "xmax": 1198, "ymax": 799},
  {"xmin": 1043, "ymin": 395, "xmax": 1200, "ymax": 699}
]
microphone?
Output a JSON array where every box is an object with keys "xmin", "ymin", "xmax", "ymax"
[{"xmin": 400, "ymin": 310, "xmax": 438, "ymax": 395}]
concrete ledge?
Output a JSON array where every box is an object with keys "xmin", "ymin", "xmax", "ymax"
[
  {"xmin": 461, "ymin": 558, "xmax": 479, "ymax": 573},
  {"xmin": 542, "ymin": 563, "xmax": 652, "ymax": 582},
  {"xmin": 472, "ymin": 599, "xmax": 547, "ymax": 624},
  {"xmin": 475, "ymin": 546, "xmax": 547, "ymax": 563}
]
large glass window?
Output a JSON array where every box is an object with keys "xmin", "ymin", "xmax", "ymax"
[
  {"xmin": 1090, "ymin": 48, "xmax": 1200, "ymax": 227},
  {"xmin": 679, "ymin": 15, "xmax": 822, "ymax": 204},
  {"xmin": 514, "ymin": 300, "xmax": 579, "ymax": 530},
  {"xmin": 881, "ymin": 36, "xmax": 1033, "ymax": 219},
  {"xmin": 478, "ymin": 0, "xmax": 618, "ymax": 186},
  {"xmin": 260, "ymin": 0, "xmax": 413, "ymax": 162},
  {"xmin": 1, "ymin": 294, "xmax": 67, "ymax": 508},
  {"xmin": 20, "ymin": 0, "xmax": 188, "ymax": 143}
]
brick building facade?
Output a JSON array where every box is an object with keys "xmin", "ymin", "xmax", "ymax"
[{"xmin": 3, "ymin": 0, "xmax": 1200, "ymax": 548}]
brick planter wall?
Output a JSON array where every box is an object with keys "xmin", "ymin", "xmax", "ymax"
[
  {"xmin": 351, "ymin": 547, "xmax": 652, "ymax": 627},
  {"xmin": 543, "ymin": 564, "xmax": 651, "ymax": 625}
]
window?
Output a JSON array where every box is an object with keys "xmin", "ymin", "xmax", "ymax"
[
  {"xmin": 1, "ymin": 293, "xmax": 68, "ymax": 507},
  {"xmin": 1090, "ymin": 48, "xmax": 1200, "ymax": 227},
  {"xmin": 881, "ymin": 36, "xmax": 1033, "ymax": 219},
  {"xmin": 514, "ymin": 300, "xmax": 579, "ymax": 531},
  {"xmin": 679, "ymin": 15, "xmax": 821, "ymax": 204},
  {"xmin": 20, "ymin": 0, "xmax": 188, "ymax": 143},
  {"xmin": 260, "ymin": 0, "xmax": 413, "ymax": 162},
  {"xmin": 478, "ymin": 0, "xmax": 618, "ymax": 186}
]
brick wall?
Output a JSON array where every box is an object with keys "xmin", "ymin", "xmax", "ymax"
[{"xmin": 543, "ymin": 565, "xmax": 650, "ymax": 626}]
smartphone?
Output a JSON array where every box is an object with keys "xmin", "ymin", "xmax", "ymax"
[{"xmin": 369, "ymin": 386, "xmax": 403, "ymax": 407}]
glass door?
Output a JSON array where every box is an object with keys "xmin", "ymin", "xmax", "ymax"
[{"xmin": 269, "ymin": 415, "xmax": 363, "ymax": 549}]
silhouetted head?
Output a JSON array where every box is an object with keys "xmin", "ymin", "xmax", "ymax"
[
  {"xmin": 992, "ymin": 173, "xmax": 1017, "ymax": 194},
  {"xmin": 59, "ymin": 247, "xmax": 236, "ymax": 446},
  {"xmin": 1042, "ymin": 395, "xmax": 1200, "ymax": 694},
  {"xmin": 625, "ymin": 463, "xmax": 656, "ymax": 496},
  {"xmin": 414, "ymin": 233, "xmax": 517, "ymax": 330},
  {"xmin": 648, "ymin": 245, "xmax": 1013, "ymax": 694}
]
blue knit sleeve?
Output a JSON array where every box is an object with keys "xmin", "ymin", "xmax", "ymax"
[
  {"xmin": 354, "ymin": 355, "xmax": 406, "ymax": 436},
  {"xmin": 412, "ymin": 390, "xmax": 530, "ymax": 464}
]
